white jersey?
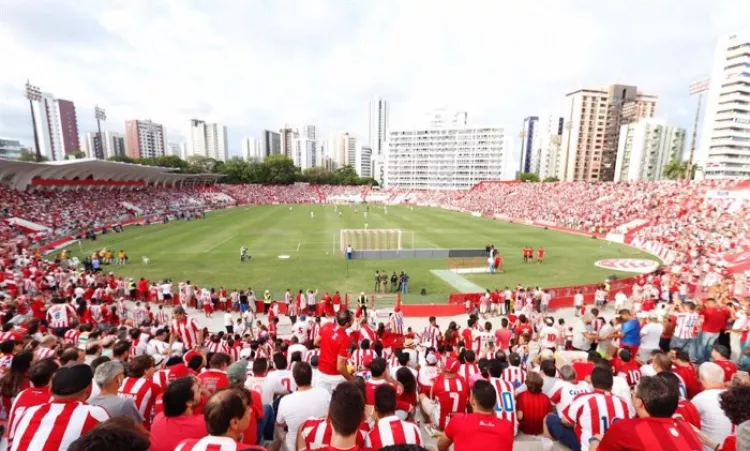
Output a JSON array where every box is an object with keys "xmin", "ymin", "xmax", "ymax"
[
  {"xmin": 692, "ymin": 388, "xmax": 733, "ymax": 449},
  {"xmin": 550, "ymin": 380, "xmax": 592, "ymax": 415},
  {"xmin": 261, "ymin": 369, "xmax": 296, "ymax": 405},
  {"xmin": 418, "ymin": 365, "xmax": 439, "ymax": 388},
  {"xmin": 539, "ymin": 326, "xmax": 559, "ymax": 349},
  {"xmin": 293, "ymin": 321, "xmax": 310, "ymax": 342}
]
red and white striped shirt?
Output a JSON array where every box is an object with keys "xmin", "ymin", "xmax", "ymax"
[
  {"xmin": 175, "ymin": 435, "xmax": 244, "ymax": 450},
  {"xmin": 421, "ymin": 325, "xmax": 440, "ymax": 348},
  {"xmin": 562, "ymin": 390, "xmax": 632, "ymax": 446},
  {"xmin": 673, "ymin": 312, "xmax": 699, "ymax": 339},
  {"xmin": 300, "ymin": 417, "xmax": 371, "ymax": 449},
  {"xmin": 63, "ymin": 329, "xmax": 79, "ymax": 345},
  {"xmin": 118, "ymin": 377, "xmax": 160, "ymax": 425},
  {"xmin": 310, "ymin": 323, "xmax": 321, "ymax": 344},
  {"xmin": 34, "ymin": 347, "xmax": 56, "ymax": 361},
  {"xmin": 350, "ymin": 349, "xmax": 376, "ymax": 370},
  {"xmin": 501, "ymin": 366, "xmax": 526, "ymax": 388},
  {"xmin": 0, "ymin": 331, "xmax": 16, "ymax": 342},
  {"xmin": 171, "ymin": 317, "xmax": 201, "ymax": 349},
  {"xmin": 152, "ymin": 369, "xmax": 170, "ymax": 389},
  {"xmin": 6, "ymin": 387, "xmax": 51, "ymax": 448},
  {"xmin": 391, "ymin": 312, "xmax": 405, "ymax": 335},
  {"xmin": 368, "ymin": 415, "xmax": 422, "ymax": 449},
  {"xmin": 459, "ymin": 363, "xmax": 479, "ymax": 383},
  {"xmin": 46, "ymin": 304, "xmax": 77, "ymax": 329},
  {"xmin": 207, "ymin": 341, "xmax": 228, "ymax": 355},
  {"xmin": 303, "ymin": 349, "xmax": 320, "ymax": 363},
  {"xmin": 489, "ymin": 377, "xmax": 518, "ymax": 435},
  {"xmin": 10, "ymin": 400, "xmax": 109, "ymax": 451},
  {"xmin": 155, "ymin": 309, "xmax": 169, "ymax": 326},
  {"xmin": 227, "ymin": 346, "xmax": 240, "ymax": 363}
]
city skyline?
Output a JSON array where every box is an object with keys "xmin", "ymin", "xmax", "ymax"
[{"xmin": 1, "ymin": 1, "xmax": 748, "ymax": 162}]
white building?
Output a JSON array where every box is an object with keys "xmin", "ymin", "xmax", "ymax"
[
  {"xmin": 331, "ymin": 133, "xmax": 357, "ymax": 168},
  {"xmin": 697, "ymin": 29, "xmax": 750, "ymax": 179},
  {"xmin": 615, "ymin": 118, "xmax": 686, "ymax": 182},
  {"xmin": 426, "ymin": 109, "xmax": 468, "ymax": 128},
  {"xmin": 357, "ymin": 144, "xmax": 372, "ymax": 178},
  {"xmin": 33, "ymin": 94, "xmax": 63, "ymax": 161},
  {"xmin": 166, "ymin": 142, "xmax": 182, "ymax": 158},
  {"xmin": 103, "ymin": 132, "xmax": 126, "ymax": 159},
  {"xmin": 291, "ymin": 137, "xmax": 314, "ymax": 170},
  {"xmin": 187, "ymin": 119, "xmax": 228, "ymax": 161},
  {"xmin": 535, "ymin": 114, "xmax": 564, "ymax": 179},
  {"xmin": 386, "ymin": 122, "xmax": 509, "ymax": 189},
  {"xmin": 368, "ymin": 98, "xmax": 389, "ymax": 157},
  {"xmin": 242, "ymin": 137, "xmax": 262, "ymax": 162}
]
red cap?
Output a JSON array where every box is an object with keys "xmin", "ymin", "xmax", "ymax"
[
  {"xmin": 394, "ymin": 303, "xmax": 401, "ymax": 313},
  {"xmin": 445, "ymin": 358, "xmax": 460, "ymax": 374},
  {"xmin": 168, "ymin": 363, "xmax": 192, "ymax": 381}
]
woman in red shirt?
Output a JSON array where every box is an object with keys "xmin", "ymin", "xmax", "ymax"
[
  {"xmin": 515, "ymin": 372, "xmax": 550, "ymax": 435},
  {"xmin": 0, "ymin": 350, "xmax": 32, "ymax": 419},
  {"xmin": 395, "ymin": 366, "xmax": 417, "ymax": 417}
]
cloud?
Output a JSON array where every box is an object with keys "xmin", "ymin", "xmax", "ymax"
[{"xmin": 0, "ymin": 0, "xmax": 748, "ymax": 157}]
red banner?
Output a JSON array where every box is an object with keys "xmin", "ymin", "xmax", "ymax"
[{"xmin": 31, "ymin": 178, "xmax": 146, "ymax": 187}]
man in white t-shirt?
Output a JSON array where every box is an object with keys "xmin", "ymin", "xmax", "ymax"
[
  {"xmin": 571, "ymin": 317, "xmax": 595, "ymax": 351},
  {"xmin": 614, "ymin": 290, "xmax": 628, "ymax": 311},
  {"xmin": 276, "ymin": 361, "xmax": 331, "ymax": 451},
  {"xmin": 638, "ymin": 314, "xmax": 664, "ymax": 362},
  {"xmin": 262, "ymin": 353, "xmax": 297, "ymax": 405},
  {"xmin": 692, "ymin": 362, "xmax": 732, "ymax": 451},
  {"xmin": 223, "ymin": 312, "xmax": 234, "ymax": 333},
  {"xmin": 539, "ymin": 317, "xmax": 559, "ymax": 351},
  {"xmin": 292, "ymin": 316, "xmax": 310, "ymax": 344},
  {"xmin": 573, "ymin": 291, "xmax": 584, "ymax": 316},
  {"xmin": 287, "ymin": 336, "xmax": 308, "ymax": 361}
]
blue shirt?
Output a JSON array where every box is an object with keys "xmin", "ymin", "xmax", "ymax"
[{"xmin": 621, "ymin": 318, "xmax": 641, "ymax": 346}]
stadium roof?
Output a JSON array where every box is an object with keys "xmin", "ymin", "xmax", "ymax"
[{"xmin": 0, "ymin": 158, "xmax": 222, "ymax": 190}]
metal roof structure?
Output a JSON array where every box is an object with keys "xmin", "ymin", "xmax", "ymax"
[{"xmin": 0, "ymin": 158, "xmax": 222, "ymax": 190}]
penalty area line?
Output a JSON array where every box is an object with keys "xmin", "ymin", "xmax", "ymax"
[
  {"xmin": 204, "ymin": 234, "xmax": 237, "ymax": 253},
  {"xmin": 296, "ymin": 242, "xmax": 301, "ymax": 251}
]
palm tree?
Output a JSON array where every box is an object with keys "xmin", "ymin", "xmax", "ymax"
[{"xmin": 663, "ymin": 160, "xmax": 688, "ymax": 180}]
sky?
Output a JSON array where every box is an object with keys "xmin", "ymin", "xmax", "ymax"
[{"xmin": 0, "ymin": 0, "xmax": 748, "ymax": 159}]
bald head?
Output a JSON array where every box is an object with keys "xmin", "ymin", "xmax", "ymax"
[{"xmin": 699, "ymin": 362, "xmax": 725, "ymax": 388}]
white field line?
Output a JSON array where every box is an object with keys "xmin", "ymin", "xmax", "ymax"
[
  {"xmin": 296, "ymin": 242, "xmax": 301, "ymax": 251},
  {"xmin": 204, "ymin": 234, "xmax": 237, "ymax": 253}
]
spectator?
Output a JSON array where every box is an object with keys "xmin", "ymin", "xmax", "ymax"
[
  {"xmin": 0, "ymin": 350, "xmax": 33, "ymax": 418},
  {"xmin": 88, "ymin": 361, "xmax": 144, "ymax": 426},
  {"xmin": 369, "ymin": 384, "xmax": 423, "ymax": 449},
  {"xmin": 6, "ymin": 358, "xmax": 59, "ymax": 449},
  {"xmin": 692, "ymin": 385, "xmax": 750, "ymax": 451},
  {"xmin": 516, "ymin": 371, "xmax": 551, "ymax": 435},
  {"xmin": 149, "ymin": 376, "xmax": 208, "ymax": 451},
  {"xmin": 11, "ymin": 363, "xmax": 109, "ymax": 451},
  {"xmin": 174, "ymin": 389, "xmax": 252, "ymax": 450},
  {"xmin": 198, "ymin": 352, "xmax": 231, "ymax": 395},
  {"xmin": 68, "ymin": 419, "xmax": 150, "ymax": 451},
  {"xmin": 226, "ymin": 359, "xmax": 265, "ymax": 447},
  {"xmin": 697, "ymin": 299, "xmax": 731, "ymax": 363},
  {"xmin": 692, "ymin": 362, "xmax": 733, "ymax": 450},
  {"xmin": 438, "ymin": 379, "xmax": 514, "ymax": 451},
  {"xmin": 594, "ymin": 375, "xmax": 702, "ymax": 450},
  {"xmin": 657, "ymin": 372, "xmax": 701, "ymax": 429},
  {"xmin": 323, "ymin": 381, "xmax": 367, "ymax": 451},
  {"xmin": 118, "ymin": 355, "xmax": 160, "ymax": 427},
  {"xmin": 275, "ymin": 361, "xmax": 331, "ymax": 451}
]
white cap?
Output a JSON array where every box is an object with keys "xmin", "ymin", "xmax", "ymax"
[
  {"xmin": 425, "ymin": 353, "xmax": 438, "ymax": 365},
  {"xmin": 240, "ymin": 348, "xmax": 252, "ymax": 359}
]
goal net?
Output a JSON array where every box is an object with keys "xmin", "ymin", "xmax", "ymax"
[{"xmin": 339, "ymin": 229, "xmax": 402, "ymax": 253}]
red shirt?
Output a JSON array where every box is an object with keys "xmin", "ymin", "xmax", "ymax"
[
  {"xmin": 673, "ymin": 364, "xmax": 702, "ymax": 399},
  {"xmin": 6, "ymin": 386, "xmax": 50, "ymax": 445},
  {"xmin": 149, "ymin": 413, "xmax": 208, "ymax": 451},
  {"xmin": 516, "ymin": 324, "xmax": 532, "ymax": 336},
  {"xmin": 516, "ymin": 391, "xmax": 551, "ymax": 435},
  {"xmin": 674, "ymin": 399, "xmax": 701, "ymax": 429},
  {"xmin": 239, "ymin": 389, "xmax": 264, "ymax": 447},
  {"xmin": 431, "ymin": 374, "xmax": 468, "ymax": 430},
  {"xmin": 714, "ymin": 359, "xmax": 737, "ymax": 382},
  {"xmin": 197, "ymin": 370, "xmax": 229, "ymax": 395},
  {"xmin": 318, "ymin": 323, "xmax": 351, "ymax": 376},
  {"xmin": 597, "ymin": 417, "xmax": 703, "ymax": 451},
  {"xmin": 614, "ymin": 359, "xmax": 642, "ymax": 388},
  {"xmin": 700, "ymin": 307, "xmax": 730, "ymax": 333},
  {"xmin": 445, "ymin": 413, "xmax": 514, "ymax": 451},
  {"xmin": 494, "ymin": 329, "xmax": 511, "ymax": 350},
  {"xmin": 720, "ymin": 435, "xmax": 737, "ymax": 451},
  {"xmin": 572, "ymin": 361, "xmax": 594, "ymax": 383}
]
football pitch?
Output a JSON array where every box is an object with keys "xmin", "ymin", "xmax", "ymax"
[{"xmin": 64, "ymin": 204, "xmax": 655, "ymax": 304}]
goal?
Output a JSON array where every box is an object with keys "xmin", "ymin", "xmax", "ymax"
[{"xmin": 339, "ymin": 229, "xmax": 403, "ymax": 253}]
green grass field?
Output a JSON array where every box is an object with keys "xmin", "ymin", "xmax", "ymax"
[{"xmin": 62, "ymin": 205, "xmax": 655, "ymax": 304}]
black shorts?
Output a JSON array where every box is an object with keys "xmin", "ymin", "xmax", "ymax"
[{"xmin": 163, "ymin": 293, "xmax": 173, "ymax": 300}]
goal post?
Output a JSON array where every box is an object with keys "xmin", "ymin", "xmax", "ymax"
[{"xmin": 339, "ymin": 229, "xmax": 403, "ymax": 253}]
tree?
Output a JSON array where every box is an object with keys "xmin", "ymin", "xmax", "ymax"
[
  {"xmin": 263, "ymin": 155, "xmax": 299, "ymax": 184},
  {"xmin": 18, "ymin": 150, "xmax": 48, "ymax": 162},
  {"xmin": 187, "ymin": 155, "xmax": 219, "ymax": 173},
  {"xmin": 543, "ymin": 176, "xmax": 560, "ymax": 182},
  {"xmin": 70, "ymin": 151, "xmax": 87, "ymax": 160},
  {"xmin": 663, "ymin": 160, "xmax": 688, "ymax": 180},
  {"xmin": 518, "ymin": 172, "xmax": 540, "ymax": 182},
  {"xmin": 108, "ymin": 155, "xmax": 137, "ymax": 164}
]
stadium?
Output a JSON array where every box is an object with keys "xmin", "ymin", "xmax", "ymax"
[{"xmin": 1, "ymin": 157, "xmax": 749, "ymax": 451}]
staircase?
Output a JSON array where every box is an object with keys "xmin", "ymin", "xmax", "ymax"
[
  {"xmin": 313, "ymin": 185, "xmax": 326, "ymax": 202},
  {"xmin": 121, "ymin": 201, "xmax": 143, "ymax": 214}
]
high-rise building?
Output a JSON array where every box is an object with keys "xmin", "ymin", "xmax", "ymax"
[
  {"xmin": 166, "ymin": 142, "xmax": 182, "ymax": 158},
  {"xmin": 83, "ymin": 133, "xmax": 99, "ymax": 159},
  {"xmin": 280, "ymin": 127, "xmax": 299, "ymax": 159},
  {"xmin": 124, "ymin": 119, "xmax": 166, "ymax": 159},
  {"xmin": 187, "ymin": 119, "xmax": 227, "ymax": 161},
  {"xmin": 261, "ymin": 130, "xmax": 281, "ymax": 158},
  {"xmin": 368, "ymin": 98, "xmax": 389, "ymax": 156},
  {"xmin": 615, "ymin": 118, "xmax": 686, "ymax": 182},
  {"xmin": 534, "ymin": 114, "xmax": 564, "ymax": 179},
  {"xmin": 697, "ymin": 30, "xmax": 750, "ymax": 179},
  {"xmin": 558, "ymin": 85, "xmax": 657, "ymax": 181},
  {"xmin": 0, "ymin": 138, "xmax": 24, "ymax": 161},
  {"xmin": 103, "ymin": 132, "xmax": 126, "ymax": 159},
  {"xmin": 32, "ymin": 94, "xmax": 80, "ymax": 161},
  {"xmin": 304, "ymin": 125, "xmax": 318, "ymax": 167},
  {"xmin": 519, "ymin": 116, "xmax": 539, "ymax": 174},
  {"xmin": 357, "ymin": 144, "xmax": 373, "ymax": 178},
  {"xmin": 386, "ymin": 116, "xmax": 509, "ymax": 189},
  {"xmin": 426, "ymin": 109, "xmax": 468, "ymax": 128},
  {"xmin": 242, "ymin": 137, "xmax": 262, "ymax": 162}
]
